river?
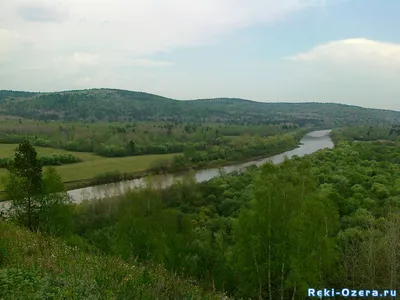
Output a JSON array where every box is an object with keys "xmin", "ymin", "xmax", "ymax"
[{"xmin": 0, "ymin": 129, "xmax": 333, "ymax": 211}]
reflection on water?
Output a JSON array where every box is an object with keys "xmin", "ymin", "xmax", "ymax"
[{"xmin": 67, "ymin": 130, "xmax": 334, "ymax": 203}]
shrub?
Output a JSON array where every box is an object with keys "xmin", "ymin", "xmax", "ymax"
[
  {"xmin": 92, "ymin": 170, "xmax": 123, "ymax": 185},
  {"xmin": 0, "ymin": 239, "xmax": 7, "ymax": 267}
]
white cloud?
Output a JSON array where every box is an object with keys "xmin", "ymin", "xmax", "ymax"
[
  {"xmin": 0, "ymin": 29, "xmax": 31, "ymax": 61},
  {"xmin": 0, "ymin": 29, "xmax": 35, "ymax": 71},
  {"xmin": 0, "ymin": 0, "xmax": 331, "ymax": 90},
  {"xmin": 49, "ymin": 52, "xmax": 100, "ymax": 79},
  {"xmin": 129, "ymin": 59, "xmax": 173, "ymax": 67},
  {"xmin": 286, "ymin": 38, "xmax": 400, "ymax": 68},
  {"xmin": 76, "ymin": 76, "xmax": 92, "ymax": 85},
  {"xmin": 280, "ymin": 38, "xmax": 400, "ymax": 110},
  {"xmin": 8, "ymin": 0, "xmax": 396, "ymax": 111},
  {"xmin": 53, "ymin": 52, "xmax": 100, "ymax": 66}
]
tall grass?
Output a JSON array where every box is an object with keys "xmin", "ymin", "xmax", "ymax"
[{"xmin": 0, "ymin": 221, "xmax": 228, "ymax": 299}]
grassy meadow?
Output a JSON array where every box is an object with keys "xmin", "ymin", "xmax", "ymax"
[
  {"xmin": 0, "ymin": 143, "xmax": 99, "ymax": 160},
  {"xmin": 0, "ymin": 143, "xmax": 178, "ymax": 191}
]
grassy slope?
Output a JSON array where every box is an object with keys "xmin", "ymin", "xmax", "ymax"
[{"xmin": 0, "ymin": 221, "xmax": 225, "ymax": 299}]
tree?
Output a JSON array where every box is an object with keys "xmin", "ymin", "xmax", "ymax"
[
  {"xmin": 126, "ymin": 140, "xmax": 136, "ymax": 155},
  {"xmin": 38, "ymin": 167, "xmax": 74, "ymax": 236},
  {"xmin": 5, "ymin": 140, "xmax": 43, "ymax": 230},
  {"xmin": 232, "ymin": 159, "xmax": 338, "ymax": 299},
  {"xmin": 287, "ymin": 192, "xmax": 339, "ymax": 297},
  {"xmin": 5, "ymin": 140, "xmax": 73, "ymax": 235}
]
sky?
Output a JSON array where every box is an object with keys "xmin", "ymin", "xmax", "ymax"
[{"xmin": 1, "ymin": 0, "xmax": 400, "ymax": 110}]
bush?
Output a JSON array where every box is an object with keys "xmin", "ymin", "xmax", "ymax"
[
  {"xmin": 0, "ymin": 154, "xmax": 81, "ymax": 168},
  {"xmin": 149, "ymin": 158, "xmax": 172, "ymax": 173},
  {"xmin": 92, "ymin": 170, "xmax": 123, "ymax": 185},
  {"xmin": 0, "ymin": 239, "xmax": 7, "ymax": 267},
  {"xmin": 0, "ymin": 268, "xmax": 100, "ymax": 299},
  {"xmin": 0, "ymin": 158, "xmax": 10, "ymax": 168},
  {"xmin": 39, "ymin": 154, "xmax": 81, "ymax": 166}
]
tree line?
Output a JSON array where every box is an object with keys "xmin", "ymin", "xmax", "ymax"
[
  {"xmin": 0, "ymin": 153, "xmax": 81, "ymax": 168},
  {"xmin": 5, "ymin": 88, "xmax": 400, "ymax": 126},
  {"xmin": 0, "ymin": 120, "xmax": 303, "ymax": 158}
]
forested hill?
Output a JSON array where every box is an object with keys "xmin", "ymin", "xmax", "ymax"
[{"xmin": 1, "ymin": 88, "xmax": 400, "ymax": 126}]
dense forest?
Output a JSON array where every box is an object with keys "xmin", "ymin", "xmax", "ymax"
[
  {"xmin": 68, "ymin": 134, "xmax": 400, "ymax": 299},
  {"xmin": 0, "ymin": 118, "xmax": 305, "ymax": 158},
  {"xmin": 2, "ymin": 124, "xmax": 400, "ymax": 299},
  {"xmin": 1, "ymin": 89, "xmax": 400, "ymax": 126},
  {"xmin": 332, "ymin": 124, "xmax": 400, "ymax": 142}
]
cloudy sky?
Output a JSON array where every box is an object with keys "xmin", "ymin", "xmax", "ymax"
[{"xmin": 1, "ymin": 0, "xmax": 399, "ymax": 110}]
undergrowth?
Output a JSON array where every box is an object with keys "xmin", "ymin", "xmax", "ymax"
[{"xmin": 0, "ymin": 221, "xmax": 227, "ymax": 300}]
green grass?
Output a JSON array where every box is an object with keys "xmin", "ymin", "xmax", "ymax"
[
  {"xmin": 0, "ymin": 143, "xmax": 99, "ymax": 161},
  {"xmin": 0, "ymin": 143, "xmax": 178, "ymax": 190},
  {"xmin": 52, "ymin": 153, "xmax": 177, "ymax": 182},
  {"xmin": 0, "ymin": 221, "xmax": 226, "ymax": 299}
]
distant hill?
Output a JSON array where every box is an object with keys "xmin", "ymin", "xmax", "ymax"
[{"xmin": 0, "ymin": 88, "xmax": 399, "ymax": 126}]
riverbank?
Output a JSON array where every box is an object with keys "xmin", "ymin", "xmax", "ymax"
[
  {"xmin": 0, "ymin": 129, "xmax": 333, "ymax": 207},
  {"xmin": 0, "ymin": 127, "xmax": 318, "ymax": 202},
  {"xmin": 69, "ymin": 141, "xmax": 302, "ymax": 187},
  {"xmin": 0, "ymin": 140, "xmax": 304, "ymax": 202},
  {"xmin": 66, "ymin": 129, "xmax": 334, "ymax": 203}
]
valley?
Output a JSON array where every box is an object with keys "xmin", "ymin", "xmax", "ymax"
[{"xmin": 1, "ymin": 89, "xmax": 400, "ymax": 299}]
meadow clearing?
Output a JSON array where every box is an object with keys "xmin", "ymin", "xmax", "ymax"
[{"xmin": 0, "ymin": 143, "xmax": 177, "ymax": 190}]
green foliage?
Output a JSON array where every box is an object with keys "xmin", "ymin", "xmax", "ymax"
[
  {"xmin": 38, "ymin": 167, "xmax": 74, "ymax": 237},
  {"xmin": 149, "ymin": 158, "xmax": 172, "ymax": 173},
  {"xmin": 66, "ymin": 133, "xmax": 400, "ymax": 298},
  {"xmin": 5, "ymin": 140, "xmax": 44, "ymax": 230},
  {"xmin": 0, "ymin": 125, "xmax": 307, "ymax": 191},
  {"xmin": 0, "ymin": 268, "xmax": 100, "ymax": 299},
  {"xmin": 167, "ymin": 132, "xmax": 305, "ymax": 171},
  {"xmin": 0, "ymin": 238, "xmax": 7, "ymax": 267},
  {"xmin": 332, "ymin": 125, "xmax": 400, "ymax": 143},
  {"xmin": 91, "ymin": 170, "xmax": 123, "ymax": 185},
  {"xmin": 40, "ymin": 153, "xmax": 81, "ymax": 166},
  {"xmin": 232, "ymin": 160, "xmax": 339, "ymax": 299},
  {"xmin": 5, "ymin": 124, "xmax": 400, "ymax": 299},
  {"xmin": 1, "ymin": 89, "xmax": 400, "ymax": 127},
  {"xmin": 115, "ymin": 189, "xmax": 194, "ymax": 269},
  {"xmin": 0, "ymin": 221, "xmax": 226, "ymax": 300},
  {"xmin": 0, "ymin": 153, "xmax": 81, "ymax": 168},
  {"xmin": 0, "ymin": 117, "xmax": 310, "ymax": 194},
  {"xmin": 9, "ymin": 140, "xmax": 43, "ymax": 193},
  {"xmin": 4, "ymin": 142, "xmax": 73, "ymax": 235}
]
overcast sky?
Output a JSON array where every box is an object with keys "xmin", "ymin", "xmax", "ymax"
[{"xmin": 1, "ymin": 0, "xmax": 400, "ymax": 110}]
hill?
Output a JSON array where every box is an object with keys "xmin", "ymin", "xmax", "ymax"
[{"xmin": 0, "ymin": 89, "xmax": 399, "ymax": 126}]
